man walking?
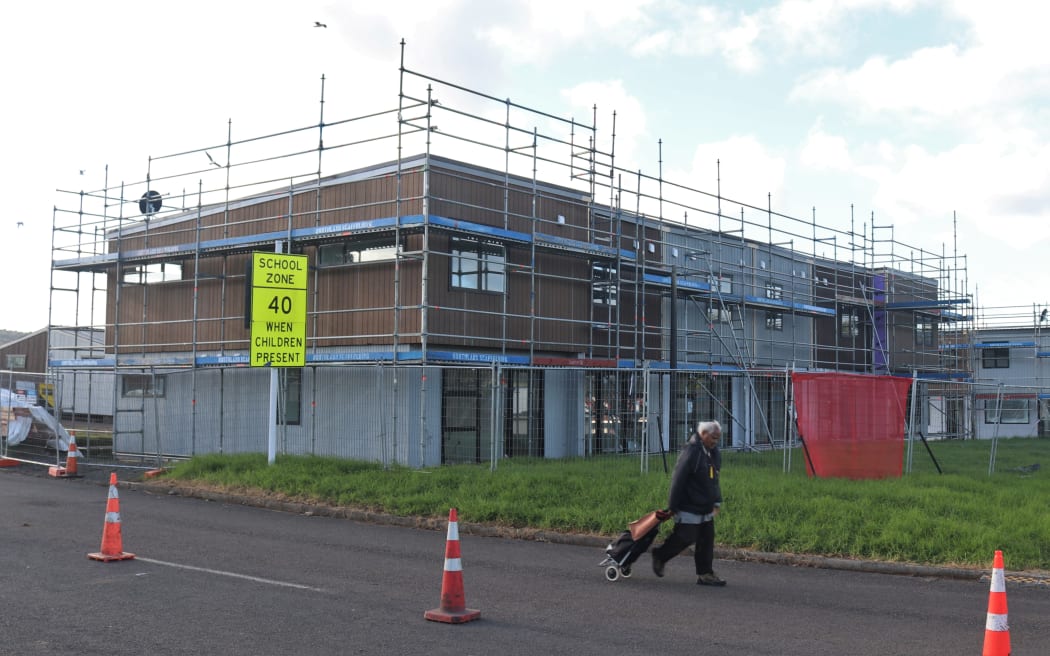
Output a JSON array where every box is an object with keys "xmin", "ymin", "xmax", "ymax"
[{"xmin": 651, "ymin": 420, "xmax": 726, "ymax": 586}]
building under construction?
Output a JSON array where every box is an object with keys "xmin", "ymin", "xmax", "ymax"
[{"xmin": 42, "ymin": 49, "xmax": 988, "ymax": 468}]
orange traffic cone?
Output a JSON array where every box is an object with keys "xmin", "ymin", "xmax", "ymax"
[
  {"xmin": 982, "ymin": 550, "xmax": 1011, "ymax": 656},
  {"xmin": 424, "ymin": 508, "xmax": 480, "ymax": 624},
  {"xmin": 49, "ymin": 433, "xmax": 82, "ymax": 478},
  {"xmin": 87, "ymin": 473, "xmax": 135, "ymax": 562}
]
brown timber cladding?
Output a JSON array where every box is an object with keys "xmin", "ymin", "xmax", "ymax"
[{"xmin": 103, "ymin": 161, "xmax": 655, "ymax": 359}]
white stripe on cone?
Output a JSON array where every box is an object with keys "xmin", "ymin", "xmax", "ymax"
[
  {"xmin": 990, "ymin": 568, "xmax": 1005, "ymax": 592},
  {"xmin": 985, "ymin": 613, "xmax": 1009, "ymax": 632}
]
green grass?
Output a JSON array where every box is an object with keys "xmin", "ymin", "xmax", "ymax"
[{"xmin": 163, "ymin": 437, "xmax": 1050, "ymax": 571}]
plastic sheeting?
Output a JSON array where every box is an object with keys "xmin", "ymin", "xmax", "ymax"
[
  {"xmin": 1, "ymin": 388, "xmax": 72, "ymax": 451},
  {"xmin": 791, "ymin": 372, "xmax": 912, "ymax": 480}
]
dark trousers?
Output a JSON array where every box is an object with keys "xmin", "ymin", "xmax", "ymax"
[{"xmin": 652, "ymin": 520, "xmax": 715, "ymax": 575}]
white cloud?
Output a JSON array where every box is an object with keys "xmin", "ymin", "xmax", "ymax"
[
  {"xmin": 476, "ymin": 0, "xmax": 654, "ymax": 65},
  {"xmin": 627, "ymin": 0, "xmax": 926, "ymax": 72},
  {"xmin": 790, "ymin": 44, "xmax": 1003, "ymax": 122},
  {"xmin": 657, "ymin": 136, "xmax": 787, "ymax": 229},
  {"xmin": 628, "ymin": 4, "xmax": 765, "ymax": 72},
  {"xmin": 799, "ymin": 120, "xmax": 854, "ymax": 171},
  {"xmin": 561, "ymin": 80, "xmax": 650, "ymax": 171},
  {"xmin": 768, "ymin": 0, "xmax": 922, "ymax": 55},
  {"xmin": 694, "ymin": 136, "xmax": 786, "ymax": 202}
]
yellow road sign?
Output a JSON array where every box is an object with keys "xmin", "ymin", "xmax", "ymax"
[{"xmin": 250, "ymin": 252, "xmax": 308, "ymax": 367}]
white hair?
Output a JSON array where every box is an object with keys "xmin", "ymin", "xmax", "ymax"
[{"xmin": 697, "ymin": 420, "xmax": 722, "ymax": 436}]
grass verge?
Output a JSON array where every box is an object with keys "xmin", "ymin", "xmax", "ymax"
[{"xmin": 163, "ymin": 437, "xmax": 1050, "ymax": 571}]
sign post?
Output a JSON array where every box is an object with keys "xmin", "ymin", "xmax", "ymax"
[{"xmin": 250, "ymin": 246, "xmax": 308, "ymax": 464}]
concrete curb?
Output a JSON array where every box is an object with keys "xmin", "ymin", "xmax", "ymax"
[{"xmin": 134, "ymin": 480, "xmax": 1050, "ymax": 586}]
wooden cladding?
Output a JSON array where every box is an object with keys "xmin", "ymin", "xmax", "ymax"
[{"xmin": 103, "ymin": 160, "xmax": 638, "ymax": 358}]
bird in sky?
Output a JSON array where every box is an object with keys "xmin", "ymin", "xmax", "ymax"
[
  {"xmin": 206, "ymin": 151, "xmax": 222, "ymax": 168},
  {"xmin": 79, "ymin": 169, "xmax": 85, "ymax": 175},
  {"xmin": 314, "ymin": 21, "xmax": 327, "ymax": 28},
  {"xmin": 17, "ymin": 221, "xmax": 24, "ymax": 228}
]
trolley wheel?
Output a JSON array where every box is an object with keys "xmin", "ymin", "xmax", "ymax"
[
  {"xmin": 620, "ymin": 565, "xmax": 632, "ymax": 578},
  {"xmin": 604, "ymin": 565, "xmax": 620, "ymax": 581}
]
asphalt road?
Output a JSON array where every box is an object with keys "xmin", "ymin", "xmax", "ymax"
[{"xmin": 2, "ymin": 467, "xmax": 1048, "ymax": 656}]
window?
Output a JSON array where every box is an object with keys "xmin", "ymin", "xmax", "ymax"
[
  {"xmin": 451, "ymin": 237, "xmax": 505, "ymax": 292},
  {"xmin": 318, "ymin": 236, "xmax": 401, "ymax": 267},
  {"xmin": 840, "ymin": 311, "xmax": 860, "ymax": 338},
  {"xmin": 765, "ymin": 282, "xmax": 782, "ymax": 300},
  {"xmin": 915, "ymin": 320, "xmax": 935, "ymax": 347},
  {"xmin": 985, "ymin": 398, "xmax": 1029, "ymax": 424},
  {"xmin": 982, "ymin": 348, "xmax": 1010, "ymax": 369},
  {"xmin": 121, "ymin": 374, "xmax": 166, "ymax": 398},
  {"xmin": 592, "ymin": 264, "xmax": 618, "ymax": 306},
  {"xmin": 123, "ymin": 262, "xmax": 182, "ymax": 284},
  {"xmin": 708, "ymin": 305, "xmax": 733, "ymax": 323},
  {"xmin": 276, "ymin": 368, "xmax": 302, "ymax": 426},
  {"xmin": 5, "ymin": 354, "xmax": 26, "ymax": 370},
  {"xmin": 765, "ymin": 311, "xmax": 783, "ymax": 331},
  {"xmin": 709, "ymin": 273, "xmax": 732, "ymax": 294}
]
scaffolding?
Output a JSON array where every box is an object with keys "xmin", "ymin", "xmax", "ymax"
[{"xmin": 46, "ymin": 42, "xmax": 989, "ymax": 463}]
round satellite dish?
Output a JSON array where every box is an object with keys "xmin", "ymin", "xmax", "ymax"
[{"xmin": 139, "ymin": 190, "xmax": 162, "ymax": 216}]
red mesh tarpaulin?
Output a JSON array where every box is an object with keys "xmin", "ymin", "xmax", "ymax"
[{"xmin": 791, "ymin": 372, "xmax": 912, "ymax": 479}]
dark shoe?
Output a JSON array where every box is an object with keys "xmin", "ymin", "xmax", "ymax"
[
  {"xmin": 652, "ymin": 555, "xmax": 665, "ymax": 578},
  {"xmin": 697, "ymin": 572, "xmax": 726, "ymax": 586}
]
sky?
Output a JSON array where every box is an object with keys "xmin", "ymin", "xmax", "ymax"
[{"xmin": 3, "ymin": 0, "xmax": 1049, "ymax": 333}]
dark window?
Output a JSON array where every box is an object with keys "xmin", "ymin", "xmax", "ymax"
[
  {"xmin": 442, "ymin": 368, "xmax": 489, "ymax": 464},
  {"xmin": 840, "ymin": 311, "xmax": 860, "ymax": 338},
  {"xmin": 985, "ymin": 398, "xmax": 1029, "ymax": 424},
  {"xmin": 592, "ymin": 264, "xmax": 618, "ymax": 306},
  {"xmin": 765, "ymin": 311, "xmax": 783, "ymax": 331},
  {"xmin": 765, "ymin": 282, "xmax": 782, "ymax": 300},
  {"xmin": 276, "ymin": 368, "xmax": 302, "ymax": 426},
  {"xmin": 982, "ymin": 348, "xmax": 1010, "ymax": 369},
  {"xmin": 451, "ymin": 238, "xmax": 505, "ymax": 292},
  {"xmin": 504, "ymin": 369, "xmax": 544, "ymax": 457},
  {"xmin": 915, "ymin": 320, "xmax": 935, "ymax": 347}
]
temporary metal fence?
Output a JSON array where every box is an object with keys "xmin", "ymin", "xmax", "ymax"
[
  {"xmin": 1, "ymin": 367, "xmax": 118, "ymax": 471},
  {"xmin": 26, "ymin": 363, "xmax": 796, "ymax": 473},
  {"xmin": 8, "ymin": 364, "xmax": 1048, "ymax": 476}
]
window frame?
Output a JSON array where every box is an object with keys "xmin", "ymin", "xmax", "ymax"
[
  {"xmin": 981, "ymin": 347, "xmax": 1010, "ymax": 369},
  {"xmin": 122, "ymin": 261, "xmax": 183, "ymax": 285},
  {"xmin": 5, "ymin": 354, "xmax": 26, "ymax": 370},
  {"xmin": 276, "ymin": 368, "xmax": 302, "ymax": 426},
  {"xmin": 708, "ymin": 272, "xmax": 733, "ymax": 295},
  {"xmin": 914, "ymin": 318, "xmax": 935, "ymax": 347},
  {"xmin": 707, "ymin": 304, "xmax": 733, "ymax": 324},
  {"xmin": 592, "ymin": 263, "xmax": 618, "ymax": 307},
  {"xmin": 121, "ymin": 374, "xmax": 166, "ymax": 398},
  {"xmin": 984, "ymin": 397, "xmax": 1029, "ymax": 424},
  {"xmin": 450, "ymin": 237, "xmax": 506, "ymax": 293},
  {"xmin": 840, "ymin": 311, "xmax": 860, "ymax": 338},
  {"xmin": 317, "ymin": 236, "xmax": 402, "ymax": 267}
]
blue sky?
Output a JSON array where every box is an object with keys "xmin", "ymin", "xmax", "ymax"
[{"xmin": 3, "ymin": 0, "xmax": 1048, "ymax": 333}]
